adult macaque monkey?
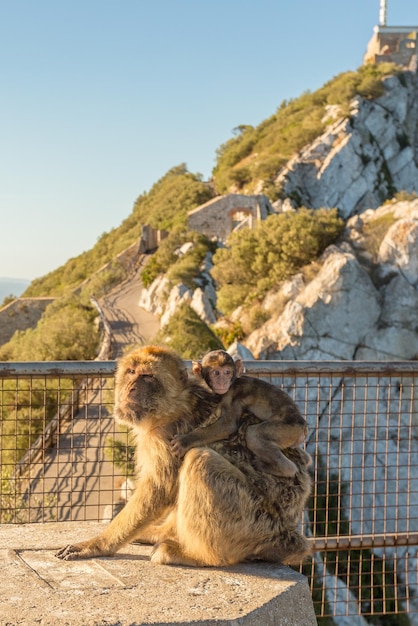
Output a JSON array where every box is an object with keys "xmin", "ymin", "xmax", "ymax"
[
  {"xmin": 171, "ymin": 349, "xmax": 310, "ymax": 477},
  {"xmin": 56, "ymin": 345, "xmax": 311, "ymax": 566}
]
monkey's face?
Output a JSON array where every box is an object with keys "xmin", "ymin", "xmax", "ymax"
[
  {"xmin": 114, "ymin": 346, "xmax": 187, "ymax": 427},
  {"xmin": 206, "ymin": 365, "xmax": 235, "ymax": 395}
]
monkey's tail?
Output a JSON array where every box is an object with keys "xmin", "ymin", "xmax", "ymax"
[{"xmin": 249, "ymin": 531, "xmax": 312, "ymax": 565}]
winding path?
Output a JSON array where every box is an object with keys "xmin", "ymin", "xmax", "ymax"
[
  {"xmin": 99, "ymin": 255, "xmax": 160, "ymax": 357},
  {"xmin": 25, "ymin": 257, "xmax": 160, "ymax": 522}
]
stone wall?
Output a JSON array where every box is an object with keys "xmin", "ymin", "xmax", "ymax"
[
  {"xmin": 1, "ymin": 523, "xmax": 317, "ymax": 626},
  {"xmin": 140, "ymin": 224, "xmax": 168, "ymax": 252},
  {"xmin": 188, "ymin": 193, "xmax": 273, "ymax": 240},
  {"xmin": 364, "ymin": 25, "xmax": 418, "ymax": 70}
]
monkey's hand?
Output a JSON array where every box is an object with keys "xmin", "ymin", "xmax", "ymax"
[
  {"xmin": 170, "ymin": 433, "xmax": 193, "ymax": 458},
  {"xmin": 55, "ymin": 539, "xmax": 112, "ymax": 561}
]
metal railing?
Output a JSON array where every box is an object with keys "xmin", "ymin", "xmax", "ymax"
[{"xmin": 1, "ymin": 360, "xmax": 417, "ymax": 624}]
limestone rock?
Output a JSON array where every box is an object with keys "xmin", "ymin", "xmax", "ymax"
[
  {"xmin": 138, "ymin": 247, "xmax": 218, "ymax": 327},
  {"xmin": 138, "ymin": 275, "xmax": 169, "ymax": 316},
  {"xmin": 140, "ymin": 275, "xmax": 218, "ymax": 328},
  {"xmin": 160, "ymin": 284, "xmax": 192, "ymax": 327},
  {"xmin": 242, "ymin": 200, "xmax": 418, "ymax": 362},
  {"xmin": 227, "ymin": 341, "xmax": 256, "ymax": 361},
  {"xmin": 190, "ymin": 287, "xmax": 217, "ymax": 324},
  {"xmin": 275, "ymin": 73, "xmax": 418, "ymax": 218},
  {"xmin": 356, "ymin": 326, "xmax": 418, "ymax": 360},
  {"xmin": 378, "ymin": 217, "xmax": 418, "ymax": 286},
  {"xmin": 245, "ymin": 248, "xmax": 381, "ymax": 360},
  {"xmin": 380, "ymin": 274, "xmax": 418, "ymax": 331}
]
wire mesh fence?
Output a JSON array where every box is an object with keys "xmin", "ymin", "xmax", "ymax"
[{"xmin": 1, "ymin": 360, "xmax": 417, "ymax": 624}]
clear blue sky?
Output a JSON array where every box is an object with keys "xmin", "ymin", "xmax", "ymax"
[{"xmin": 1, "ymin": 0, "xmax": 418, "ymax": 281}]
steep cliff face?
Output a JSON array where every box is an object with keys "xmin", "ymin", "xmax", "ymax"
[{"xmin": 275, "ymin": 72, "xmax": 418, "ymax": 218}]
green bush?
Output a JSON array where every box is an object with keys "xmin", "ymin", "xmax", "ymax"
[
  {"xmin": 154, "ymin": 303, "xmax": 224, "ymax": 359},
  {"xmin": 212, "ymin": 208, "xmax": 344, "ymax": 314},
  {"xmin": 141, "ymin": 228, "xmax": 187, "ymax": 287},
  {"xmin": 213, "ymin": 321, "xmax": 245, "ymax": 347},
  {"xmin": 393, "ymin": 190, "xmax": 418, "ymax": 202},
  {"xmin": 132, "ymin": 164, "xmax": 214, "ymax": 232},
  {"xmin": 1, "ymin": 295, "xmax": 16, "ymax": 308},
  {"xmin": 0, "ymin": 295, "xmax": 100, "ymax": 361},
  {"xmin": 142, "ymin": 230, "xmax": 215, "ymax": 289},
  {"xmin": 361, "ymin": 211, "xmax": 397, "ymax": 260}
]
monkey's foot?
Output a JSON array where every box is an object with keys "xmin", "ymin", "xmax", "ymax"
[
  {"xmin": 150, "ymin": 540, "xmax": 201, "ymax": 567},
  {"xmin": 281, "ymin": 535, "xmax": 313, "ymax": 565},
  {"xmin": 250, "ymin": 534, "xmax": 312, "ymax": 565},
  {"xmin": 254, "ymin": 457, "xmax": 298, "ymax": 478},
  {"xmin": 283, "ymin": 447, "xmax": 313, "ymax": 470},
  {"xmin": 299, "ymin": 449, "xmax": 313, "ymax": 468}
]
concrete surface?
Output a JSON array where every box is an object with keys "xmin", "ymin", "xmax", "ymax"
[{"xmin": 0, "ymin": 522, "xmax": 317, "ymax": 626}]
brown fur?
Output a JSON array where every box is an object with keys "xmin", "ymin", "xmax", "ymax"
[
  {"xmin": 56, "ymin": 345, "xmax": 312, "ymax": 566},
  {"xmin": 171, "ymin": 349, "xmax": 311, "ymax": 477}
]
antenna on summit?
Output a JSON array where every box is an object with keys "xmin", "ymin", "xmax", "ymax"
[{"xmin": 379, "ymin": 0, "xmax": 387, "ymax": 26}]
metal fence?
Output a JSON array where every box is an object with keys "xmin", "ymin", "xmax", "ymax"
[{"xmin": 1, "ymin": 360, "xmax": 417, "ymax": 625}]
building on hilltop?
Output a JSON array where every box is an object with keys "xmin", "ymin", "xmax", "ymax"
[
  {"xmin": 364, "ymin": 0, "xmax": 417, "ymax": 71},
  {"xmin": 187, "ymin": 193, "xmax": 273, "ymax": 241}
]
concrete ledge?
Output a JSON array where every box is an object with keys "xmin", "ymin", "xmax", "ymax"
[{"xmin": 0, "ymin": 522, "xmax": 317, "ymax": 626}]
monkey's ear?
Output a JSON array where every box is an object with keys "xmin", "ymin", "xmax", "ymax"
[
  {"xmin": 235, "ymin": 358, "xmax": 244, "ymax": 378},
  {"xmin": 192, "ymin": 361, "xmax": 202, "ymax": 377}
]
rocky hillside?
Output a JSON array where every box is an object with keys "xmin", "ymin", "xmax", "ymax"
[
  {"xmin": 274, "ymin": 72, "xmax": 418, "ymax": 218},
  {"xmin": 140, "ymin": 197, "xmax": 418, "ymax": 362},
  {"xmin": 245, "ymin": 199, "xmax": 418, "ymax": 361},
  {"xmin": 5, "ymin": 68, "xmax": 418, "ymax": 365},
  {"xmin": 139, "ymin": 70, "xmax": 418, "ymax": 363}
]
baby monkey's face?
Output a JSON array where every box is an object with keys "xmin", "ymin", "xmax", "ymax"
[{"xmin": 207, "ymin": 365, "xmax": 235, "ymax": 395}]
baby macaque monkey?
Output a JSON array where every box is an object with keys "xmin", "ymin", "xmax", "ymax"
[{"xmin": 171, "ymin": 350, "xmax": 311, "ymax": 477}]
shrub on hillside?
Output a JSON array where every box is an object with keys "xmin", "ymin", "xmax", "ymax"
[
  {"xmin": 212, "ymin": 207, "xmax": 344, "ymax": 315},
  {"xmin": 133, "ymin": 164, "xmax": 214, "ymax": 232},
  {"xmin": 361, "ymin": 211, "xmax": 397, "ymax": 261},
  {"xmin": 141, "ymin": 230, "xmax": 215, "ymax": 289},
  {"xmin": 213, "ymin": 64, "xmax": 399, "ymax": 195},
  {"xmin": 0, "ymin": 295, "xmax": 100, "ymax": 361},
  {"xmin": 154, "ymin": 303, "xmax": 223, "ymax": 359}
]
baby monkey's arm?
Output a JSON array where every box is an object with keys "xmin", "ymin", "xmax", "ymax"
[{"xmin": 170, "ymin": 397, "xmax": 240, "ymax": 458}]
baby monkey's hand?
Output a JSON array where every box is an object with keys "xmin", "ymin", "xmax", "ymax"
[{"xmin": 170, "ymin": 433, "xmax": 192, "ymax": 458}]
